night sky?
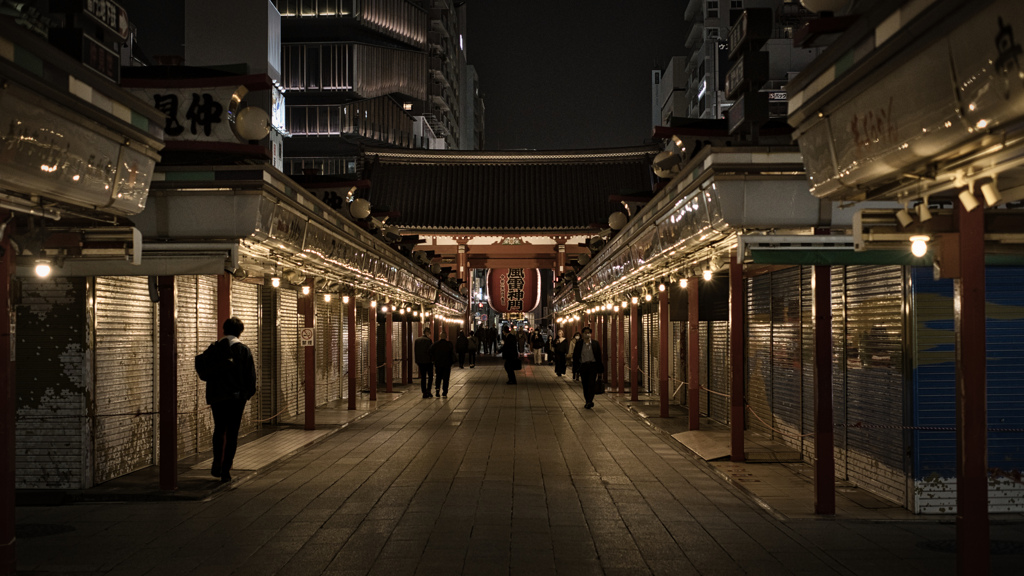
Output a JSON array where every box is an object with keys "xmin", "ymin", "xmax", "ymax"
[{"xmin": 461, "ymin": 1, "xmax": 689, "ymax": 151}]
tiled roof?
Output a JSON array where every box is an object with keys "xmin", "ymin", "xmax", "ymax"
[{"xmin": 361, "ymin": 146, "xmax": 659, "ymax": 231}]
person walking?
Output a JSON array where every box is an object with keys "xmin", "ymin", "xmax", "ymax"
[
  {"xmin": 500, "ymin": 327, "xmax": 520, "ymax": 385},
  {"xmin": 414, "ymin": 327, "xmax": 434, "ymax": 398},
  {"xmin": 567, "ymin": 332, "xmax": 582, "ymax": 381},
  {"xmin": 429, "ymin": 329, "xmax": 455, "ymax": 397},
  {"xmin": 455, "ymin": 330, "xmax": 469, "ymax": 369},
  {"xmin": 467, "ymin": 330, "xmax": 479, "ymax": 368},
  {"xmin": 553, "ymin": 329, "xmax": 569, "ymax": 377},
  {"xmin": 532, "ymin": 331, "xmax": 545, "ymax": 365},
  {"xmin": 571, "ymin": 327, "xmax": 604, "ymax": 409},
  {"xmin": 198, "ymin": 316, "xmax": 257, "ymax": 482}
]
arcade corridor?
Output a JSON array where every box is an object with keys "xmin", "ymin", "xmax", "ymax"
[{"xmin": 16, "ymin": 358, "xmax": 1024, "ymax": 575}]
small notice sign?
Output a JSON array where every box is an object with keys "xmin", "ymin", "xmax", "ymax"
[{"xmin": 300, "ymin": 328, "xmax": 314, "ymax": 347}]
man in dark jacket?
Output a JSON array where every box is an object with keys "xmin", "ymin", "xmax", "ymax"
[
  {"xmin": 429, "ymin": 330, "xmax": 455, "ymax": 397},
  {"xmin": 455, "ymin": 330, "xmax": 469, "ymax": 369},
  {"xmin": 500, "ymin": 327, "xmax": 519, "ymax": 385},
  {"xmin": 414, "ymin": 327, "xmax": 434, "ymax": 398},
  {"xmin": 206, "ymin": 317, "xmax": 257, "ymax": 482},
  {"xmin": 571, "ymin": 327, "xmax": 604, "ymax": 410}
]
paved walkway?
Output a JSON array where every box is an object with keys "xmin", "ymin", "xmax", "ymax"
[{"xmin": 15, "ymin": 356, "xmax": 1024, "ymax": 575}]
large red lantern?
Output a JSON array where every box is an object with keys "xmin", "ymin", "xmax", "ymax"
[{"xmin": 486, "ymin": 268, "xmax": 541, "ymax": 313}]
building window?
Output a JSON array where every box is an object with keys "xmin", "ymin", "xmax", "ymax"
[
  {"xmin": 706, "ymin": 27, "xmax": 719, "ymax": 38},
  {"xmin": 731, "ymin": 1, "xmax": 743, "ymax": 8},
  {"xmin": 707, "ymin": 0, "xmax": 718, "ymax": 18}
]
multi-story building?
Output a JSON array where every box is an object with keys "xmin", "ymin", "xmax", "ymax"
[
  {"xmin": 272, "ymin": 0, "xmax": 482, "ymax": 176},
  {"xmin": 654, "ymin": 0, "xmax": 821, "ymax": 127}
]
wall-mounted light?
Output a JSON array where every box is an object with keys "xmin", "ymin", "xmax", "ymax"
[
  {"xmin": 679, "ymin": 278, "xmax": 688, "ymax": 289},
  {"xmin": 657, "ymin": 282, "xmax": 666, "ymax": 292},
  {"xmin": 613, "ymin": 305, "xmax": 620, "ymax": 313},
  {"xmin": 910, "ymin": 235, "xmax": 930, "ymax": 258},
  {"xmin": 381, "ymin": 305, "xmax": 389, "ymax": 313},
  {"xmin": 980, "ymin": 180, "xmax": 1002, "ymax": 207},
  {"xmin": 370, "ymin": 299, "xmax": 377, "ymax": 308},
  {"xmin": 895, "ymin": 206, "xmax": 914, "ymax": 228},
  {"xmin": 342, "ymin": 295, "xmax": 350, "ymax": 304},
  {"xmin": 324, "ymin": 293, "xmax": 332, "ymax": 302},
  {"xmin": 703, "ymin": 268, "xmax": 713, "ymax": 282},
  {"xmin": 958, "ymin": 187, "xmax": 980, "ymax": 212},
  {"xmin": 271, "ymin": 276, "xmax": 281, "ymax": 288},
  {"xmin": 631, "ymin": 296, "xmax": 639, "ymax": 305},
  {"xmin": 34, "ymin": 259, "xmax": 51, "ymax": 278},
  {"xmin": 621, "ymin": 300, "xmax": 628, "ymax": 308},
  {"xmin": 301, "ymin": 285, "xmax": 310, "ymax": 296}
]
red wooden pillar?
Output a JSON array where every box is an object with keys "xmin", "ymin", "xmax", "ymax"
[
  {"xmin": 1, "ymin": 215, "xmax": 17, "ymax": 575},
  {"xmin": 385, "ymin": 307, "xmax": 394, "ymax": 393},
  {"xmin": 812, "ymin": 258, "xmax": 834, "ymax": 512},
  {"xmin": 368, "ymin": 300, "xmax": 377, "ymax": 401},
  {"xmin": 303, "ymin": 279, "xmax": 316, "ymax": 430},
  {"xmin": 629, "ymin": 299, "xmax": 639, "ymax": 401},
  {"xmin": 600, "ymin": 314, "xmax": 608, "ymax": 382},
  {"xmin": 617, "ymin": 305, "xmax": 625, "ymax": 393},
  {"xmin": 347, "ymin": 295, "xmax": 357, "ymax": 410},
  {"xmin": 659, "ymin": 287, "xmax": 670, "ymax": 417},
  {"xmin": 688, "ymin": 276, "xmax": 700, "ymax": 430},
  {"xmin": 956, "ymin": 191, "xmax": 989, "ymax": 575},
  {"xmin": 217, "ymin": 274, "xmax": 231, "ymax": 337},
  {"xmin": 730, "ymin": 254, "xmax": 746, "ymax": 462},
  {"xmin": 158, "ymin": 276, "xmax": 178, "ymax": 489}
]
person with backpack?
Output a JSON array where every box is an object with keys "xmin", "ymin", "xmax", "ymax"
[{"xmin": 196, "ymin": 316, "xmax": 257, "ymax": 482}]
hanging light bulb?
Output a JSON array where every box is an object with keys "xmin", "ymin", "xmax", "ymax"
[
  {"xmin": 703, "ymin": 268, "xmax": 713, "ymax": 281},
  {"xmin": 271, "ymin": 276, "xmax": 281, "ymax": 288},
  {"xmin": 910, "ymin": 235, "xmax": 930, "ymax": 258},
  {"xmin": 381, "ymin": 305, "xmax": 389, "ymax": 313},
  {"xmin": 34, "ymin": 260, "xmax": 52, "ymax": 278},
  {"xmin": 679, "ymin": 278, "xmax": 688, "ymax": 289},
  {"xmin": 621, "ymin": 300, "xmax": 628, "ymax": 308},
  {"xmin": 324, "ymin": 293, "xmax": 332, "ymax": 303},
  {"xmin": 631, "ymin": 295, "xmax": 639, "ymax": 305},
  {"xmin": 301, "ymin": 285, "xmax": 311, "ymax": 296},
  {"xmin": 370, "ymin": 299, "xmax": 377, "ymax": 308},
  {"xmin": 658, "ymin": 282, "xmax": 666, "ymax": 292},
  {"xmin": 342, "ymin": 295, "xmax": 350, "ymax": 304}
]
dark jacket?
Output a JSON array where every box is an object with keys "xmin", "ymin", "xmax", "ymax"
[
  {"xmin": 455, "ymin": 333, "xmax": 469, "ymax": 353},
  {"xmin": 500, "ymin": 333, "xmax": 519, "ymax": 361},
  {"xmin": 414, "ymin": 335, "xmax": 433, "ymax": 364},
  {"xmin": 429, "ymin": 338, "xmax": 455, "ymax": 367},
  {"xmin": 572, "ymin": 338, "xmax": 604, "ymax": 373},
  {"xmin": 203, "ymin": 336, "xmax": 256, "ymax": 405}
]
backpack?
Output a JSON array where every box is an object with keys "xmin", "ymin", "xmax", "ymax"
[{"xmin": 195, "ymin": 339, "xmax": 240, "ymax": 404}]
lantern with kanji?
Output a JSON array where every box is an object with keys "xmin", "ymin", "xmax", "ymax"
[{"xmin": 486, "ymin": 268, "xmax": 540, "ymax": 313}]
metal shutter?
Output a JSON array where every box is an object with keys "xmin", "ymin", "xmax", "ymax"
[
  {"xmin": 771, "ymin": 267, "xmax": 802, "ymax": 441},
  {"xmin": 231, "ymin": 280, "xmax": 261, "ymax": 436},
  {"xmin": 280, "ymin": 289, "xmax": 300, "ymax": 418},
  {"xmin": 670, "ymin": 321, "xmax": 683, "ymax": 404},
  {"xmin": 645, "ymin": 309, "xmax": 658, "ymax": 394},
  {"xmin": 698, "ymin": 321, "xmax": 708, "ymax": 416},
  {"xmin": 800, "ymin": 266, "xmax": 815, "ymax": 459},
  {"xmin": 15, "ymin": 277, "xmax": 89, "ymax": 489},
  {"xmin": 746, "ymin": 274, "xmax": 772, "ymax": 435},
  {"xmin": 709, "ymin": 320, "xmax": 730, "ymax": 424},
  {"xmin": 175, "ymin": 275, "xmax": 218, "ymax": 457},
  {"xmin": 831, "ymin": 267, "xmax": 848, "ymax": 479},
  {"xmin": 358, "ymin": 307, "xmax": 369, "ymax": 390},
  {"xmin": 984, "ymin": 267, "xmax": 1024, "ymax": 497},
  {"xmin": 316, "ymin": 297, "xmax": 341, "ymax": 404},
  {"xmin": 623, "ymin": 315, "xmax": 631, "ymax": 386},
  {"xmin": 93, "ymin": 276, "xmax": 155, "ymax": 484},
  {"xmin": 842, "ymin": 265, "xmax": 906, "ymax": 505}
]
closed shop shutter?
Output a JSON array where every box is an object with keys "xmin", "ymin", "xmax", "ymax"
[
  {"xmin": 176, "ymin": 276, "xmax": 219, "ymax": 456},
  {"xmin": 771, "ymin": 267, "xmax": 802, "ymax": 441},
  {"xmin": 231, "ymin": 280, "xmax": 261, "ymax": 436},
  {"xmin": 645, "ymin": 310, "xmax": 658, "ymax": 394},
  {"xmin": 842, "ymin": 265, "xmax": 906, "ymax": 505},
  {"xmin": 358, "ymin": 307, "xmax": 369, "ymax": 390},
  {"xmin": 800, "ymin": 266, "xmax": 815, "ymax": 459},
  {"xmin": 912, "ymin": 266, "xmax": 1024, "ymax": 513},
  {"xmin": 280, "ymin": 289, "xmax": 300, "ymax": 418},
  {"xmin": 391, "ymin": 319, "xmax": 402, "ymax": 385},
  {"xmin": 670, "ymin": 321, "xmax": 683, "ymax": 404},
  {"xmin": 698, "ymin": 321, "xmax": 708, "ymax": 416},
  {"xmin": 15, "ymin": 277, "xmax": 89, "ymax": 489},
  {"xmin": 746, "ymin": 274, "xmax": 772, "ymax": 435},
  {"xmin": 831, "ymin": 267, "xmax": 848, "ymax": 479},
  {"xmin": 94, "ymin": 276, "xmax": 155, "ymax": 484},
  {"xmin": 316, "ymin": 297, "xmax": 341, "ymax": 404},
  {"xmin": 709, "ymin": 320, "xmax": 730, "ymax": 424},
  {"xmin": 623, "ymin": 315, "xmax": 631, "ymax": 385}
]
